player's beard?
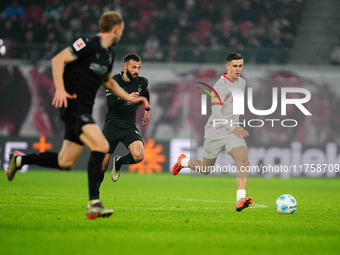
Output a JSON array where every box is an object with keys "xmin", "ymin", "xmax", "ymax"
[{"xmin": 126, "ymin": 69, "xmax": 138, "ymax": 82}]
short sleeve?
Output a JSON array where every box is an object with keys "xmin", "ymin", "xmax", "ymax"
[{"xmin": 69, "ymin": 37, "xmax": 96, "ymax": 59}]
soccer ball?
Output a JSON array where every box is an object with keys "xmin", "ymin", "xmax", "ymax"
[{"xmin": 275, "ymin": 194, "xmax": 297, "ymax": 214}]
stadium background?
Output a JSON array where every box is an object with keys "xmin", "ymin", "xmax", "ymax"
[{"xmin": 0, "ymin": 0, "xmax": 340, "ymax": 178}]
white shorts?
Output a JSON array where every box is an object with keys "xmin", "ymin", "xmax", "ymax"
[{"xmin": 203, "ymin": 133, "xmax": 247, "ymax": 159}]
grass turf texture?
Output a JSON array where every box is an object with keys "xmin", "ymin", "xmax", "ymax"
[{"xmin": 0, "ymin": 170, "xmax": 339, "ymax": 255}]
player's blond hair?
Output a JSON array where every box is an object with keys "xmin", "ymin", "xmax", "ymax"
[{"xmin": 99, "ymin": 11, "xmax": 124, "ymax": 32}]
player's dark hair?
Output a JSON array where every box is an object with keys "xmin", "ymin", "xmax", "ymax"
[
  {"xmin": 99, "ymin": 11, "xmax": 124, "ymax": 32},
  {"xmin": 124, "ymin": 54, "xmax": 141, "ymax": 63},
  {"xmin": 226, "ymin": 52, "xmax": 244, "ymax": 63}
]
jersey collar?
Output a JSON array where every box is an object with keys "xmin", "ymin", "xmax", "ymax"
[
  {"xmin": 222, "ymin": 73, "xmax": 236, "ymax": 83},
  {"xmin": 97, "ymin": 34, "xmax": 105, "ymax": 49},
  {"xmin": 121, "ymin": 71, "xmax": 134, "ymax": 84},
  {"xmin": 97, "ymin": 34, "xmax": 114, "ymax": 51},
  {"xmin": 120, "ymin": 71, "xmax": 127, "ymax": 82}
]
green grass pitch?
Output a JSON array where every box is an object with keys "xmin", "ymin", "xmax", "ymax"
[{"xmin": 1, "ymin": 170, "xmax": 339, "ymax": 255}]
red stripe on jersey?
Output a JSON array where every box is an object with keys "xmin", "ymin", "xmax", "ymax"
[
  {"xmin": 212, "ymin": 102, "xmax": 223, "ymax": 105},
  {"xmin": 222, "ymin": 73, "xmax": 235, "ymax": 83}
]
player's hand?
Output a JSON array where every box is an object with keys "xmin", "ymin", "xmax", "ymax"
[
  {"xmin": 232, "ymin": 126, "xmax": 249, "ymax": 139},
  {"xmin": 52, "ymin": 89, "xmax": 74, "ymax": 108},
  {"xmin": 130, "ymin": 92, "xmax": 139, "ymax": 97},
  {"xmin": 142, "ymin": 110, "xmax": 150, "ymax": 125}
]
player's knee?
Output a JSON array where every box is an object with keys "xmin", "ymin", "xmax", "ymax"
[
  {"xmin": 92, "ymin": 140, "xmax": 109, "ymax": 154},
  {"xmin": 102, "ymin": 141, "xmax": 110, "ymax": 153},
  {"xmin": 237, "ymin": 158, "xmax": 249, "ymax": 167},
  {"xmin": 57, "ymin": 154, "xmax": 76, "ymax": 170},
  {"xmin": 132, "ymin": 151, "xmax": 144, "ymax": 163},
  {"xmin": 58, "ymin": 159, "xmax": 75, "ymax": 171}
]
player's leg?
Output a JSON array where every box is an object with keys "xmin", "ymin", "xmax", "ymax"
[
  {"xmin": 172, "ymin": 156, "xmax": 217, "ymax": 175},
  {"xmin": 102, "ymin": 153, "xmax": 112, "ymax": 172},
  {"xmin": 111, "ymin": 128, "xmax": 144, "ymax": 182},
  {"xmin": 128, "ymin": 140, "xmax": 144, "ymax": 163},
  {"xmin": 79, "ymin": 123, "xmax": 113, "ymax": 218},
  {"xmin": 189, "ymin": 157, "xmax": 217, "ymax": 174},
  {"xmin": 58, "ymin": 140, "xmax": 84, "ymax": 169},
  {"xmin": 115, "ymin": 140, "xmax": 144, "ymax": 170},
  {"xmin": 80, "ymin": 124, "xmax": 109, "ymax": 152},
  {"xmin": 229, "ymin": 146, "xmax": 253, "ymax": 211},
  {"xmin": 80, "ymin": 123, "xmax": 109, "ymax": 199},
  {"xmin": 172, "ymin": 138, "xmax": 222, "ymax": 175},
  {"xmin": 6, "ymin": 139, "xmax": 83, "ymax": 181},
  {"xmin": 101, "ymin": 127, "xmax": 119, "ymax": 180},
  {"xmin": 7, "ymin": 109, "xmax": 89, "ymax": 181},
  {"xmin": 230, "ymin": 146, "xmax": 249, "ymax": 191},
  {"xmin": 111, "ymin": 140, "xmax": 144, "ymax": 182}
]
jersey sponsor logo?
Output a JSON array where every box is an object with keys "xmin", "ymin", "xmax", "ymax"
[
  {"xmin": 89, "ymin": 63, "xmax": 108, "ymax": 75},
  {"xmin": 73, "ymin": 38, "xmax": 86, "ymax": 51}
]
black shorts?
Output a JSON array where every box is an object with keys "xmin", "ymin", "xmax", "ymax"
[
  {"xmin": 103, "ymin": 126, "xmax": 143, "ymax": 154},
  {"xmin": 60, "ymin": 107, "xmax": 96, "ymax": 145}
]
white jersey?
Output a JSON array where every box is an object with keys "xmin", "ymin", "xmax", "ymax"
[{"xmin": 204, "ymin": 73, "xmax": 246, "ymax": 139}]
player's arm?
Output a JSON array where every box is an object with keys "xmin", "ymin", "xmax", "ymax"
[
  {"xmin": 51, "ymin": 48, "xmax": 75, "ymax": 108},
  {"xmin": 142, "ymin": 89, "xmax": 150, "ymax": 125},
  {"xmin": 102, "ymin": 74, "xmax": 150, "ymax": 109}
]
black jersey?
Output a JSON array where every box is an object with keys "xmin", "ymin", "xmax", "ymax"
[
  {"xmin": 103, "ymin": 72, "xmax": 148, "ymax": 129},
  {"xmin": 63, "ymin": 35, "xmax": 115, "ymax": 114}
]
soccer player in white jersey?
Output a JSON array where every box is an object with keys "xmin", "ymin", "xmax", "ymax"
[{"xmin": 172, "ymin": 52, "xmax": 253, "ymax": 212}]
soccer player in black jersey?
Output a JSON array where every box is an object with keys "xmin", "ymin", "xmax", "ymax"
[
  {"xmin": 102, "ymin": 54, "xmax": 150, "ymax": 182},
  {"xmin": 6, "ymin": 12, "xmax": 150, "ymax": 219}
]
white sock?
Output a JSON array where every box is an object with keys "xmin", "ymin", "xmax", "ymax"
[
  {"xmin": 180, "ymin": 158, "xmax": 190, "ymax": 168},
  {"xmin": 236, "ymin": 189, "xmax": 246, "ymax": 202},
  {"xmin": 16, "ymin": 156, "xmax": 22, "ymax": 168}
]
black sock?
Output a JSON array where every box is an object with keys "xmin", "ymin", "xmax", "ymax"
[
  {"xmin": 115, "ymin": 153, "xmax": 136, "ymax": 170},
  {"xmin": 87, "ymin": 151, "xmax": 105, "ymax": 200},
  {"xmin": 21, "ymin": 152, "xmax": 61, "ymax": 169}
]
